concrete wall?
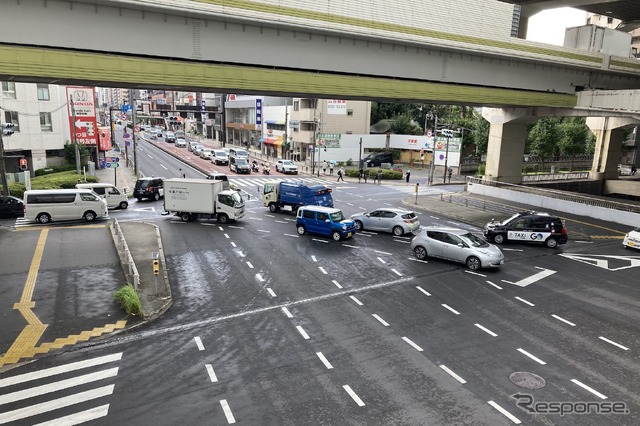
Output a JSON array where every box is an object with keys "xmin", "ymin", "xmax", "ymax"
[{"xmin": 467, "ymin": 181, "xmax": 640, "ymax": 227}]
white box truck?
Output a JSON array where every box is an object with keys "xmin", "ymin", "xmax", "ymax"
[{"xmin": 164, "ymin": 178, "xmax": 245, "ymax": 223}]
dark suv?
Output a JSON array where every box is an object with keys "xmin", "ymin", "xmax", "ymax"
[
  {"xmin": 364, "ymin": 152, "xmax": 393, "ymax": 167},
  {"xmin": 134, "ymin": 177, "xmax": 165, "ymax": 201},
  {"xmin": 484, "ymin": 211, "xmax": 568, "ymax": 248}
]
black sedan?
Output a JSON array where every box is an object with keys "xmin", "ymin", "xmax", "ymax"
[{"xmin": 0, "ymin": 195, "xmax": 24, "ymax": 217}]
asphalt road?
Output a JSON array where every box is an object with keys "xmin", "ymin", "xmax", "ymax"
[{"xmin": 1, "ymin": 148, "xmax": 639, "ymax": 424}]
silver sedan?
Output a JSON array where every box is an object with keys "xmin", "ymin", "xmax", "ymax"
[
  {"xmin": 410, "ymin": 227, "xmax": 504, "ymax": 270},
  {"xmin": 350, "ymin": 208, "xmax": 420, "ymax": 236}
]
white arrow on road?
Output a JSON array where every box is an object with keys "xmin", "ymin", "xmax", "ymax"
[
  {"xmin": 502, "ymin": 267, "xmax": 557, "ymax": 287},
  {"xmin": 559, "ymin": 254, "xmax": 640, "ymax": 271}
]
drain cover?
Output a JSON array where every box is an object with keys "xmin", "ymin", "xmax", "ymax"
[{"xmin": 509, "ymin": 372, "xmax": 546, "ymax": 389}]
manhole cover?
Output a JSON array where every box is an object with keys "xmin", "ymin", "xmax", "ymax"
[{"xmin": 509, "ymin": 372, "xmax": 546, "ymax": 389}]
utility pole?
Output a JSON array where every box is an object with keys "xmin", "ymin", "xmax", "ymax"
[
  {"xmin": 429, "ymin": 113, "xmax": 438, "ymax": 185},
  {"xmin": 132, "ymin": 97, "xmax": 139, "ymax": 178},
  {"xmin": 443, "ymin": 129, "xmax": 451, "ymax": 184},
  {"xmin": 0, "ymin": 121, "xmax": 13, "ymax": 196},
  {"xmin": 283, "ymin": 98, "xmax": 289, "ymax": 159},
  {"xmin": 311, "ymin": 100, "xmax": 317, "ymax": 176},
  {"xmin": 70, "ymin": 95, "xmax": 81, "ymax": 174}
]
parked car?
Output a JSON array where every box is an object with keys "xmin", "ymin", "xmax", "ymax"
[
  {"xmin": 351, "ymin": 208, "xmax": 420, "ymax": 236},
  {"xmin": 165, "ymin": 131, "xmax": 176, "ymax": 143},
  {"xmin": 211, "ymin": 150, "xmax": 229, "ymax": 165},
  {"xmin": 276, "ymin": 159, "xmax": 298, "ymax": 174},
  {"xmin": 200, "ymin": 148, "xmax": 214, "ymax": 160},
  {"xmin": 133, "ymin": 177, "xmax": 165, "ymax": 201},
  {"xmin": 483, "ymin": 211, "xmax": 568, "ymax": 248},
  {"xmin": 411, "ymin": 227, "xmax": 504, "ymax": 270},
  {"xmin": 0, "ymin": 195, "xmax": 24, "ymax": 218},
  {"xmin": 175, "ymin": 138, "xmax": 187, "ymax": 148},
  {"xmin": 296, "ymin": 205, "xmax": 357, "ymax": 241},
  {"xmin": 229, "ymin": 157, "xmax": 251, "ymax": 174},
  {"xmin": 623, "ymin": 227, "xmax": 640, "ymax": 250},
  {"xmin": 363, "ymin": 152, "xmax": 393, "ymax": 167}
]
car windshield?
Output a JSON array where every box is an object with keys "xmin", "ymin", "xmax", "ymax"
[
  {"xmin": 231, "ymin": 192, "xmax": 243, "ymax": 206},
  {"xmin": 282, "ymin": 160, "xmax": 294, "ymax": 166},
  {"xmin": 235, "ymin": 151, "xmax": 248, "ymax": 157},
  {"xmin": 330, "ymin": 211, "xmax": 345, "ymax": 221},
  {"xmin": 135, "ymin": 180, "xmax": 151, "ymax": 189},
  {"xmin": 215, "ymin": 151, "xmax": 227, "ymax": 157},
  {"xmin": 460, "ymin": 232, "xmax": 490, "ymax": 247},
  {"xmin": 236, "ymin": 158, "xmax": 248, "ymax": 165},
  {"xmin": 501, "ymin": 213, "xmax": 521, "ymax": 225}
]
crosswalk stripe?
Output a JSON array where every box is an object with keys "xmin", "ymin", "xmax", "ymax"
[
  {"xmin": 32, "ymin": 404, "xmax": 110, "ymax": 426},
  {"xmin": 0, "ymin": 353, "xmax": 122, "ymax": 388},
  {"xmin": 0, "ymin": 367, "xmax": 119, "ymax": 405},
  {"xmin": 0, "ymin": 384, "xmax": 114, "ymax": 424}
]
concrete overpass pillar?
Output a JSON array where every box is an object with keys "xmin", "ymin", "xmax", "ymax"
[
  {"xmin": 587, "ymin": 117, "xmax": 637, "ymax": 180},
  {"xmin": 482, "ymin": 108, "xmax": 533, "ymax": 184}
]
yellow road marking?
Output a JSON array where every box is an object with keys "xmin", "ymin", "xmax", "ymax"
[{"xmin": 14, "ymin": 223, "xmax": 106, "ymax": 232}]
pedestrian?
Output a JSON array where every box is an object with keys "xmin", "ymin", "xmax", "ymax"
[
  {"xmin": 376, "ymin": 168, "xmax": 382, "ymax": 184},
  {"xmin": 405, "ymin": 169, "xmax": 411, "ymax": 184},
  {"xmin": 322, "ymin": 160, "xmax": 327, "ymax": 175},
  {"xmin": 632, "ymin": 165, "xmax": 637, "ymax": 176},
  {"xmin": 329, "ymin": 161, "xmax": 334, "ymax": 176},
  {"xmin": 447, "ymin": 167, "xmax": 453, "ymax": 183},
  {"xmin": 337, "ymin": 167, "xmax": 344, "ymax": 182},
  {"xmin": 179, "ymin": 168, "xmax": 186, "ymax": 178},
  {"xmin": 358, "ymin": 168, "xmax": 364, "ymax": 183}
]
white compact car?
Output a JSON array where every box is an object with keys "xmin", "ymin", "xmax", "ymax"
[
  {"xmin": 276, "ymin": 159, "xmax": 298, "ymax": 174},
  {"xmin": 623, "ymin": 227, "xmax": 640, "ymax": 250}
]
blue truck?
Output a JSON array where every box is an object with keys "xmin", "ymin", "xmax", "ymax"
[{"xmin": 262, "ymin": 180, "xmax": 333, "ymax": 213}]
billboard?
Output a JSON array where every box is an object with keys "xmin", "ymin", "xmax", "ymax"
[
  {"xmin": 327, "ymin": 100, "xmax": 347, "ymax": 115},
  {"xmin": 66, "ymin": 86, "xmax": 98, "ymax": 146}
]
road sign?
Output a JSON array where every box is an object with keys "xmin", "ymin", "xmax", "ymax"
[
  {"xmin": 120, "ymin": 113, "xmax": 127, "ymax": 121},
  {"xmin": 106, "ymin": 162, "xmax": 111, "ymax": 168},
  {"xmin": 123, "ymin": 133, "xmax": 131, "ymax": 139},
  {"xmin": 126, "ymin": 141, "xmax": 131, "ymax": 146},
  {"xmin": 134, "ymin": 125, "xmax": 141, "ymax": 132},
  {"xmin": 111, "ymin": 162, "xmax": 120, "ymax": 168},
  {"xmin": 112, "ymin": 157, "xmax": 119, "ymax": 162}
]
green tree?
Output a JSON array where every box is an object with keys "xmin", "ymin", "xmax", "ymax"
[
  {"xmin": 64, "ymin": 141, "xmax": 90, "ymax": 165},
  {"xmin": 390, "ymin": 113, "xmax": 422, "ymax": 135},
  {"xmin": 526, "ymin": 117, "xmax": 562, "ymax": 158},
  {"xmin": 558, "ymin": 117, "xmax": 590, "ymax": 155},
  {"xmin": 468, "ymin": 109, "xmax": 489, "ymax": 155}
]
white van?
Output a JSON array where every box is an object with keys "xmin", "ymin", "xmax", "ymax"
[
  {"xmin": 76, "ymin": 183, "xmax": 129, "ymax": 209},
  {"xmin": 23, "ymin": 189, "xmax": 108, "ymax": 224}
]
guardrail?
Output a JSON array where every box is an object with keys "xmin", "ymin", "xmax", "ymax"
[
  {"xmin": 109, "ymin": 218, "xmax": 141, "ymax": 290},
  {"xmin": 522, "ymin": 172, "xmax": 589, "ymax": 182},
  {"xmin": 466, "ymin": 176, "xmax": 640, "ymax": 214}
]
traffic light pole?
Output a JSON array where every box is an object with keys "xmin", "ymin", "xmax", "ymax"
[
  {"xmin": 132, "ymin": 98, "xmax": 139, "ymax": 178},
  {"xmin": 0, "ymin": 130, "xmax": 9, "ymax": 196},
  {"xmin": 70, "ymin": 95, "xmax": 81, "ymax": 175}
]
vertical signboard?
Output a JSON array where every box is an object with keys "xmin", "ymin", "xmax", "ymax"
[
  {"xmin": 255, "ymin": 98, "xmax": 263, "ymax": 131},
  {"xmin": 327, "ymin": 100, "xmax": 347, "ymax": 115},
  {"xmin": 66, "ymin": 86, "xmax": 98, "ymax": 145}
]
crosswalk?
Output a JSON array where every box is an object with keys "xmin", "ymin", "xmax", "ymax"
[
  {"xmin": 228, "ymin": 176, "xmax": 339, "ymax": 189},
  {"xmin": 0, "ymin": 352, "xmax": 122, "ymax": 425}
]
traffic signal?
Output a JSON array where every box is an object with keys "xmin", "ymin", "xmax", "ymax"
[
  {"xmin": 420, "ymin": 149, "xmax": 425, "ymax": 160},
  {"xmin": 2, "ymin": 123, "xmax": 14, "ymax": 136},
  {"xmin": 152, "ymin": 258, "xmax": 160, "ymax": 275},
  {"xmin": 19, "ymin": 158, "xmax": 28, "ymax": 171}
]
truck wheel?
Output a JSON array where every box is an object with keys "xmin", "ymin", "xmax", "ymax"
[
  {"xmin": 180, "ymin": 212, "xmax": 191, "ymax": 222},
  {"xmin": 119, "ymin": 201, "xmax": 128, "ymax": 209},
  {"xmin": 493, "ymin": 234, "xmax": 505, "ymax": 244},
  {"xmin": 297, "ymin": 225, "xmax": 306, "ymax": 235},
  {"xmin": 269, "ymin": 203, "xmax": 278, "ymax": 213},
  {"xmin": 332, "ymin": 231, "xmax": 342, "ymax": 241},
  {"xmin": 217, "ymin": 213, "xmax": 229, "ymax": 224}
]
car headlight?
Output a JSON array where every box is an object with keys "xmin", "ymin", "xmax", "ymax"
[{"xmin": 341, "ymin": 224, "xmax": 347, "ymax": 230}]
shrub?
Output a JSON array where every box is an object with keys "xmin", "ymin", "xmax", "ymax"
[
  {"xmin": 34, "ymin": 165, "xmax": 77, "ymax": 177},
  {"xmin": 8, "ymin": 170, "xmax": 98, "ymax": 199},
  {"xmin": 113, "ymin": 284, "xmax": 142, "ymax": 316},
  {"xmin": 477, "ymin": 164, "xmax": 486, "ymax": 176}
]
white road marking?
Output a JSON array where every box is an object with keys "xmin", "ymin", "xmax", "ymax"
[
  {"xmin": 237, "ymin": 252, "xmax": 246, "ymax": 258},
  {"xmin": 246, "ymin": 261, "xmax": 254, "ymax": 268},
  {"xmin": 394, "ymin": 239, "xmax": 411, "ymax": 244},
  {"xmin": 474, "ymin": 323, "xmax": 498, "ymax": 337},
  {"xmin": 342, "ymin": 243, "xmax": 359, "ymax": 248},
  {"xmin": 551, "ymin": 314, "xmax": 576, "ymax": 326},
  {"xmin": 343, "ymin": 385, "xmax": 365, "ymax": 407},
  {"xmin": 265, "ymin": 214, "xmax": 275, "ymax": 217},
  {"xmin": 206, "ymin": 364, "xmax": 218, "ymax": 382},
  {"xmin": 257, "ymin": 229, "xmax": 270, "ymax": 233},
  {"xmin": 194, "ymin": 336, "xmax": 205, "ymax": 351},
  {"xmin": 0, "ymin": 353, "xmax": 122, "ymax": 388},
  {"xmin": 442, "ymin": 304, "xmax": 461, "ymax": 315},
  {"xmin": 33, "ymin": 405, "xmax": 109, "ymax": 426},
  {"xmin": 319, "ymin": 266, "xmax": 328, "ymax": 274},
  {"xmin": 440, "ymin": 365, "xmax": 467, "ymax": 384},
  {"xmin": 0, "ymin": 385, "xmax": 114, "ymax": 424},
  {"xmin": 312, "ymin": 238, "xmax": 329, "ymax": 243},
  {"xmin": 356, "ymin": 233, "xmax": 372, "ymax": 238},
  {"xmin": 275, "ymin": 220, "xmax": 287, "ymax": 224},
  {"xmin": 219, "ymin": 226, "xmax": 224, "ymax": 231},
  {"xmin": 402, "ymin": 337, "xmax": 424, "ymax": 352},
  {"xmin": 346, "ymin": 202, "xmax": 354, "ymax": 206},
  {"xmin": 372, "ymin": 314, "xmax": 390, "ymax": 326},
  {"xmin": 284, "ymin": 233, "xmax": 299, "ymax": 238},
  {"xmin": 332, "ymin": 280, "xmax": 343, "ymax": 289},
  {"xmin": 391, "ymin": 269, "xmax": 403, "ymax": 276},
  {"xmin": 220, "ymin": 399, "xmax": 236, "ymax": 424},
  {"xmin": 316, "ymin": 352, "xmax": 334, "ymax": 369},
  {"xmin": 429, "ymin": 215, "xmax": 440, "ymax": 219},
  {"xmin": 224, "ymin": 234, "xmax": 230, "ymax": 239},
  {"xmin": 517, "ymin": 348, "xmax": 546, "ymax": 365},
  {"xmin": 573, "ymin": 240, "xmax": 593, "ymax": 244},
  {"xmin": 228, "ymin": 225, "xmax": 244, "ymax": 229},
  {"xmin": 502, "ymin": 248, "xmax": 523, "ymax": 252},
  {"xmin": 281, "ymin": 307, "xmax": 293, "ymax": 318},
  {"xmin": 230, "ymin": 242, "xmax": 237, "ymax": 248},
  {"xmin": 416, "ymin": 286, "xmax": 431, "ymax": 296},
  {"xmin": 514, "ymin": 297, "xmax": 535, "ymax": 307},
  {"xmin": 504, "ymin": 268, "xmax": 557, "ymax": 287},
  {"xmin": 267, "ymin": 288, "xmax": 277, "ymax": 297},
  {"xmin": 311, "ymin": 255, "xmax": 317, "ymax": 262},
  {"xmin": 408, "ymin": 257, "xmax": 428, "ymax": 264},
  {"xmin": 296, "ymin": 326, "xmax": 310, "ymax": 339},
  {"xmin": 160, "ymin": 164, "xmax": 167, "ymax": 170},
  {"xmin": 350, "ymin": 296, "xmax": 363, "ymax": 306},
  {"xmin": 374, "ymin": 250, "xmax": 392, "ymax": 255},
  {"xmin": 598, "ymin": 336, "xmax": 629, "ymax": 351},
  {"xmin": 571, "ymin": 379, "xmax": 607, "ymax": 399},
  {"xmin": 487, "ymin": 401, "xmax": 521, "ymax": 424},
  {"xmin": 486, "ymin": 280, "xmax": 503, "ymax": 290},
  {"xmin": 0, "ymin": 368, "xmax": 119, "ymax": 405},
  {"xmin": 377, "ymin": 257, "xmax": 387, "ymax": 264},
  {"xmin": 358, "ymin": 206, "xmax": 367, "ymax": 210},
  {"xmin": 383, "ymin": 202, "xmax": 392, "ymax": 206},
  {"xmin": 256, "ymin": 274, "xmax": 265, "ymax": 283},
  {"xmin": 465, "ymin": 270, "xmax": 486, "ymax": 277}
]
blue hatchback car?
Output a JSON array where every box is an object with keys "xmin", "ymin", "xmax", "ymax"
[{"xmin": 296, "ymin": 206, "xmax": 357, "ymax": 241}]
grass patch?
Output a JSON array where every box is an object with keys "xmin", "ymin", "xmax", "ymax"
[
  {"xmin": 5, "ymin": 170, "xmax": 98, "ymax": 199},
  {"xmin": 113, "ymin": 284, "xmax": 142, "ymax": 316}
]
